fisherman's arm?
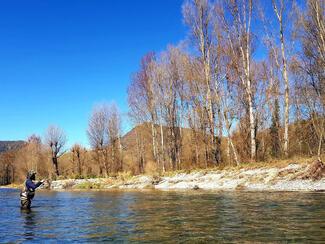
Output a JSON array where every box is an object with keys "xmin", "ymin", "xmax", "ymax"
[
  {"xmin": 35, "ymin": 180, "xmax": 43, "ymax": 188},
  {"xmin": 26, "ymin": 179, "xmax": 44, "ymax": 190}
]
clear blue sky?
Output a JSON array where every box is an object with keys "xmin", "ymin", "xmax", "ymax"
[{"xmin": 0, "ymin": 0, "xmax": 185, "ymax": 147}]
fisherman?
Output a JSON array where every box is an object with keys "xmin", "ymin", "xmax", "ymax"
[{"xmin": 20, "ymin": 170, "xmax": 44, "ymax": 209}]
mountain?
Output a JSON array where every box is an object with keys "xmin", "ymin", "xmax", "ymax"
[
  {"xmin": 120, "ymin": 122, "xmax": 199, "ymax": 172},
  {"xmin": 0, "ymin": 141, "xmax": 25, "ymax": 153}
]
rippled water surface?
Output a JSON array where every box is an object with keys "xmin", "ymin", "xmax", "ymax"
[{"xmin": 0, "ymin": 189, "xmax": 324, "ymax": 243}]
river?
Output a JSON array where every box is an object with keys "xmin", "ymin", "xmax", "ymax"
[{"xmin": 0, "ymin": 188, "xmax": 324, "ymax": 243}]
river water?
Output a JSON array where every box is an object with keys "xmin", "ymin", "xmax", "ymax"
[{"xmin": 0, "ymin": 188, "xmax": 324, "ymax": 243}]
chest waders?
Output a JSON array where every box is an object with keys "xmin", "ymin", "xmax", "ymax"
[{"xmin": 20, "ymin": 180, "xmax": 35, "ymax": 209}]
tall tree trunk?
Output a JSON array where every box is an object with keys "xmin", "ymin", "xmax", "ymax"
[
  {"xmin": 237, "ymin": 0, "xmax": 255, "ymax": 161},
  {"xmin": 151, "ymin": 123, "xmax": 159, "ymax": 169},
  {"xmin": 52, "ymin": 157, "xmax": 59, "ymax": 176},
  {"xmin": 246, "ymin": 15, "xmax": 256, "ymax": 161},
  {"xmin": 217, "ymin": 107, "xmax": 223, "ymax": 163},
  {"xmin": 77, "ymin": 152, "xmax": 82, "ymax": 176},
  {"xmin": 195, "ymin": 133, "xmax": 199, "ymax": 166},
  {"xmin": 223, "ymin": 112, "xmax": 239, "ymax": 165},
  {"xmin": 96, "ymin": 150, "xmax": 103, "ymax": 176},
  {"xmin": 160, "ymin": 124, "xmax": 165, "ymax": 172},
  {"xmin": 198, "ymin": 9, "xmax": 217, "ymax": 165},
  {"xmin": 204, "ymin": 136, "xmax": 209, "ymax": 168},
  {"xmin": 118, "ymin": 136, "xmax": 123, "ymax": 172},
  {"xmin": 102, "ymin": 149, "xmax": 109, "ymax": 177},
  {"xmin": 248, "ymin": 89, "xmax": 256, "ymax": 160},
  {"xmin": 178, "ymin": 127, "xmax": 182, "ymax": 170},
  {"xmin": 273, "ymin": 0, "xmax": 290, "ymax": 157},
  {"xmin": 281, "ymin": 30, "xmax": 290, "ymax": 157},
  {"xmin": 135, "ymin": 130, "xmax": 144, "ymax": 174},
  {"xmin": 317, "ymin": 130, "xmax": 323, "ymax": 161}
]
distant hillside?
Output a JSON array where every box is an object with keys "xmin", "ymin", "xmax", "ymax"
[
  {"xmin": 120, "ymin": 122, "xmax": 202, "ymax": 172},
  {"xmin": 0, "ymin": 141, "xmax": 25, "ymax": 153}
]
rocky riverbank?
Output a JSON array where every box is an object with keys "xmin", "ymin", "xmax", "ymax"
[{"xmin": 48, "ymin": 160, "xmax": 325, "ymax": 192}]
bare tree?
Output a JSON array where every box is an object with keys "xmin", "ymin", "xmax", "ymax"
[
  {"xmin": 220, "ymin": 0, "xmax": 257, "ymax": 160},
  {"xmin": 184, "ymin": 56, "xmax": 211, "ymax": 167},
  {"xmin": 128, "ymin": 53, "xmax": 161, "ymax": 169},
  {"xmin": 293, "ymin": 0, "xmax": 325, "ymax": 159},
  {"xmin": 87, "ymin": 103, "xmax": 123, "ymax": 176},
  {"xmin": 87, "ymin": 104, "xmax": 109, "ymax": 176},
  {"xmin": 24, "ymin": 134, "xmax": 43, "ymax": 172},
  {"xmin": 272, "ymin": 0, "xmax": 291, "ymax": 157},
  {"xmin": 154, "ymin": 47, "xmax": 184, "ymax": 170},
  {"xmin": 183, "ymin": 0, "xmax": 222, "ymax": 164},
  {"xmin": 123, "ymin": 0, "xmax": 323, "ymax": 172},
  {"xmin": 219, "ymin": 73, "xmax": 240, "ymax": 165},
  {"xmin": 0, "ymin": 151, "xmax": 15, "ymax": 185},
  {"xmin": 107, "ymin": 103, "xmax": 123, "ymax": 173},
  {"xmin": 71, "ymin": 144, "xmax": 86, "ymax": 177},
  {"xmin": 45, "ymin": 125, "xmax": 67, "ymax": 176},
  {"xmin": 135, "ymin": 129, "xmax": 146, "ymax": 173}
]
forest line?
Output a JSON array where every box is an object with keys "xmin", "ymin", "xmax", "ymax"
[{"xmin": 0, "ymin": 0, "xmax": 324, "ymax": 184}]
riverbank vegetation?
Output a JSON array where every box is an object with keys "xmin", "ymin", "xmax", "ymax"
[
  {"xmin": 0, "ymin": 0, "xmax": 324, "ymax": 185},
  {"xmin": 1, "ymin": 156, "xmax": 324, "ymax": 191}
]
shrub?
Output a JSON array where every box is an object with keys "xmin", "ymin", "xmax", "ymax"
[
  {"xmin": 117, "ymin": 171, "xmax": 133, "ymax": 181},
  {"xmin": 74, "ymin": 181, "xmax": 101, "ymax": 189}
]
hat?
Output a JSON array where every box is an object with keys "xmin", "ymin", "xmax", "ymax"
[{"xmin": 27, "ymin": 170, "xmax": 37, "ymax": 179}]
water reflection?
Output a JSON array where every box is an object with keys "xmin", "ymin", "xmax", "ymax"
[
  {"xmin": 1, "ymin": 189, "xmax": 325, "ymax": 243},
  {"xmin": 21, "ymin": 208, "xmax": 37, "ymax": 241},
  {"xmin": 83, "ymin": 191, "xmax": 138, "ymax": 241}
]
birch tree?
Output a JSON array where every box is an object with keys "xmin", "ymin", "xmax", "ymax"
[
  {"xmin": 183, "ymin": 0, "xmax": 222, "ymax": 164},
  {"xmin": 272, "ymin": 0, "xmax": 291, "ymax": 157},
  {"xmin": 128, "ymin": 53, "xmax": 161, "ymax": 169},
  {"xmin": 293, "ymin": 0, "xmax": 325, "ymax": 159},
  {"xmin": 220, "ymin": 0, "xmax": 257, "ymax": 160},
  {"xmin": 156, "ymin": 47, "xmax": 185, "ymax": 170}
]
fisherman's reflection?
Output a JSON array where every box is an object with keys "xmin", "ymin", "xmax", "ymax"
[{"xmin": 21, "ymin": 208, "xmax": 37, "ymax": 241}]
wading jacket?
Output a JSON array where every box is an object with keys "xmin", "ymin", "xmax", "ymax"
[{"xmin": 20, "ymin": 179, "xmax": 42, "ymax": 201}]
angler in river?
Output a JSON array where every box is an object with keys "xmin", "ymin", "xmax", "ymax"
[{"xmin": 20, "ymin": 170, "xmax": 45, "ymax": 209}]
